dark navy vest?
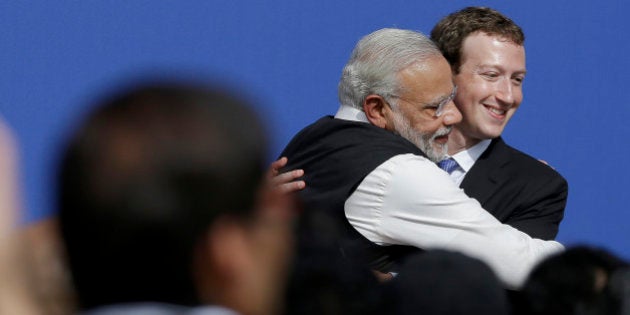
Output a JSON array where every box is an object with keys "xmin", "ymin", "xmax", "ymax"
[{"xmin": 280, "ymin": 116, "xmax": 426, "ymax": 271}]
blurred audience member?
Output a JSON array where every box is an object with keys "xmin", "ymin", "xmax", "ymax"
[
  {"xmin": 385, "ymin": 250, "xmax": 509, "ymax": 315},
  {"xmin": 608, "ymin": 268, "xmax": 630, "ymax": 315},
  {"xmin": 513, "ymin": 246, "xmax": 629, "ymax": 315},
  {"xmin": 57, "ymin": 82, "xmax": 293, "ymax": 315},
  {"xmin": 0, "ymin": 117, "xmax": 40, "ymax": 314},
  {"xmin": 22, "ymin": 217, "xmax": 76, "ymax": 315}
]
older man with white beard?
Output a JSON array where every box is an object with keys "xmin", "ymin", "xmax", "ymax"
[{"xmin": 279, "ymin": 28, "xmax": 563, "ymax": 289}]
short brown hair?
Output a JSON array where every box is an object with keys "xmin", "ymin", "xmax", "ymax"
[{"xmin": 430, "ymin": 7, "xmax": 524, "ymax": 73}]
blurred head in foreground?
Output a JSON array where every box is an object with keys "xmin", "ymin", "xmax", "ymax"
[
  {"xmin": 58, "ymin": 81, "xmax": 292, "ymax": 315},
  {"xmin": 385, "ymin": 250, "xmax": 509, "ymax": 315},
  {"xmin": 515, "ymin": 245, "xmax": 629, "ymax": 315}
]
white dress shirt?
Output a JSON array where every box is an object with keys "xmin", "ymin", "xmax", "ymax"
[
  {"xmin": 447, "ymin": 139, "xmax": 491, "ymax": 186},
  {"xmin": 335, "ymin": 105, "xmax": 562, "ymax": 289}
]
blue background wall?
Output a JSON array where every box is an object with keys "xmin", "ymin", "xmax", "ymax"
[{"xmin": 2, "ymin": 1, "xmax": 628, "ymax": 259}]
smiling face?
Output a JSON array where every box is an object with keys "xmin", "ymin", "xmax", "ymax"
[
  {"xmin": 384, "ymin": 56, "xmax": 462, "ymax": 162},
  {"xmin": 450, "ymin": 32, "xmax": 526, "ymax": 151}
]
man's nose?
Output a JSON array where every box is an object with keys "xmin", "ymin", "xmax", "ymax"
[
  {"xmin": 496, "ymin": 79, "xmax": 515, "ymax": 105},
  {"xmin": 441, "ymin": 101, "xmax": 462, "ymax": 126}
]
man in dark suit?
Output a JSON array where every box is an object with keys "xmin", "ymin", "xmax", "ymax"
[
  {"xmin": 431, "ymin": 7, "xmax": 568, "ymax": 240},
  {"xmin": 277, "ymin": 28, "xmax": 563, "ymax": 289}
]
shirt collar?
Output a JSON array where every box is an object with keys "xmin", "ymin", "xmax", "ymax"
[
  {"xmin": 334, "ymin": 105, "xmax": 369, "ymax": 123},
  {"xmin": 450, "ymin": 139, "xmax": 492, "ymax": 172},
  {"xmin": 334, "ymin": 105, "xmax": 493, "ymax": 172}
]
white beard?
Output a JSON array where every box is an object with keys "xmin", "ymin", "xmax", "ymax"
[{"xmin": 391, "ymin": 109, "xmax": 450, "ymax": 163}]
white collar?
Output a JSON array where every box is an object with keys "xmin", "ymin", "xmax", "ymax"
[
  {"xmin": 334, "ymin": 105, "xmax": 369, "ymax": 123},
  {"xmin": 334, "ymin": 104, "xmax": 492, "ymax": 171},
  {"xmin": 450, "ymin": 139, "xmax": 492, "ymax": 172}
]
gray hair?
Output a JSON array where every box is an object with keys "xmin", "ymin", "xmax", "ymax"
[{"xmin": 338, "ymin": 28, "xmax": 442, "ymax": 110}]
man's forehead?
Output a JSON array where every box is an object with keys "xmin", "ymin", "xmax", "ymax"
[
  {"xmin": 460, "ymin": 32, "xmax": 526, "ymax": 69},
  {"xmin": 400, "ymin": 56, "xmax": 452, "ymax": 78},
  {"xmin": 397, "ymin": 58, "xmax": 454, "ymax": 100},
  {"xmin": 467, "ymin": 31, "xmax": 523, "ymax": 46},
  {"xmin": 462, "ymin": 32, "xmax": 525, "ymax": 53}
]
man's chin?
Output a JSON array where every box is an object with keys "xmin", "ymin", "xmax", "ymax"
[{"xmin": 427, "ymin": 143, "xmax": 448, "ymax": 163}]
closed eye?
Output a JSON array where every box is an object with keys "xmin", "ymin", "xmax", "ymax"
[
  {"xmin": 482, "ymin": 72, "xmax": 500, "ymax": 80},
  {"xmin": 512, "ymin": 76, "xmax": 525, "ymax": 85}
]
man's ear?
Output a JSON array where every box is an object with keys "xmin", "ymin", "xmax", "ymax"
[{"xmin": 363, "ymin": 94, "xmax": 389, "ymax": 129}]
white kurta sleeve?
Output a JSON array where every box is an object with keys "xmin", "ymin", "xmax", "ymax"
[{"xmin": 344, "ymin": 153, "xmax": 563, "ymax": 289}]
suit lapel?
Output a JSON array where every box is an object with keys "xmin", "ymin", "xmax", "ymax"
[{"xmin": 460, "ymin": 137, "xmax": 512, "ymax": 206}]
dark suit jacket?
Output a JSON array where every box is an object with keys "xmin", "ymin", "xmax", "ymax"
[{"xmin": 460, "ymin": 137, "xmax": 568, "ymax": 240}]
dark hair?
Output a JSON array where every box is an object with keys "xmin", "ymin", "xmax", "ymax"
[
  {"xmin": 58, "ymin": 82, "xmax": 268, "ymax": 309},
  {"xmin": 431, "ymin": 6, "xmax": 525, "ymax": 73},
  {"xmin": 514, "ymin": 246, "xmax": 629, "ymax": 315},
  {"xmin": 385, "ymin": 250, "xmax": 509, "ymax": 315}
]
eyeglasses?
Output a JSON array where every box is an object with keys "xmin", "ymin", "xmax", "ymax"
[
  {"xmin": 382, "ymin": 85, "xmax": 457, "ymax": 118},
  {"xmin": 432, "ymin": 85, "xmax": 457, "ymax": 118}
]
